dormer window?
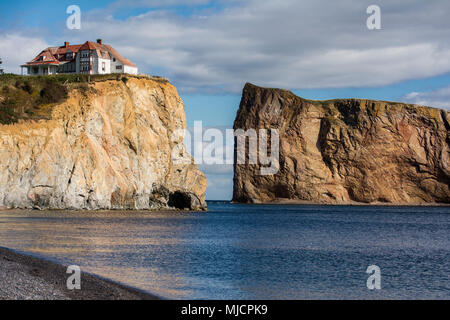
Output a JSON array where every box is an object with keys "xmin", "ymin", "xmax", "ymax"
[
  {"xmin": 24, "ymin": 40, "xmax": 138, "ymax": 75},
  {"xmin": 66, "ymin": 50, "xmax": 73, "ymax": 60}
]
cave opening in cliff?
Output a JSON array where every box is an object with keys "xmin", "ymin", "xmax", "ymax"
[{"xmin": 168, "ymin": 191, "xmax": 192, "ymax": 210}]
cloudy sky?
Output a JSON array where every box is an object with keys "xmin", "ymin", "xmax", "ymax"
[{"xmin": 1, "ymin": 0, "xmax": 449, "ymax": 199}]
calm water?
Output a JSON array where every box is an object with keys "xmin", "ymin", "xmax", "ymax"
[{"xmin": 0, "ymin": 202, "xmax": 449, "ymax": 299}]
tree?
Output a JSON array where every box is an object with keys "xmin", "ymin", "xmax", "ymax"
[{"xmin": 0, "ymin": 57, "xmax": 4, "ymax": 74}]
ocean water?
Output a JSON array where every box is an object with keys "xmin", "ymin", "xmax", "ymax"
[{"xmin": 0, "ymin": 202, "xmax": 449, "ymax": 299}]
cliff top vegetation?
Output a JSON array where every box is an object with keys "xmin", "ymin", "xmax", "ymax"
[{"xmin": 0, "ymin": 74, "xmax": 168, "ymax": 124}]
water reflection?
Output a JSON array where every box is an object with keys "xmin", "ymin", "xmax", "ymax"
[
  {"xmin": 0, "ymin": 204, "xmax": 449, "ymax": 299},
  {"xmin": 0, "ymin": 210, "xmax": 195, "ymax": 298}
]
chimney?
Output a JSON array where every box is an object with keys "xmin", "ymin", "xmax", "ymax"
[
  {"xmin": 64, "ymin": 42, "xmax": 69, "ymax": 48},
  {"xmin": 97, "ymin": 39, "xmax": 102, "ymax": 45}
]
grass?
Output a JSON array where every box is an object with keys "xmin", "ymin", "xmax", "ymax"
[
  {"xmin": 0, "ymin": 73, "xmax": 168, "ymax": 124},
  {"xmin": 0, "ymin": 73, "xmax": 168, "ymax": 86},
  {"xmin": 0, "ymin": 76, "xmax": 68, "ymax": 124}
]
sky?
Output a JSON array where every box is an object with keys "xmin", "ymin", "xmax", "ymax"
[{"xmin": 1, "ymin": 0, "xmax": 449, "ymax": 200}]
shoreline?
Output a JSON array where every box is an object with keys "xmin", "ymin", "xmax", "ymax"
[
  {"xmin": 0, "ymin": 206, "xmax": 207, "ymax": 212},
  {"xmin": 2, "ymin": 201, "xmax": 450, "ymax": 212},
  {"xmin": 230, "ymin": 199, "xmax": 450, "ymax": 207},
  {"xmin": 0, "ymin": 246, "xmax": 160, "ymax": 300}
]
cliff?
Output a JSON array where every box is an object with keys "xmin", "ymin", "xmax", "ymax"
[
  {"xmin": 233, "ymin": 83, "xmax": 450, "ymax": 205},
  {"xmin": 0, "ymin": 75, "xmax": 207, "ymax": 210}
]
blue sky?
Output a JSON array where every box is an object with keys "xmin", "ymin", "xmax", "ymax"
[{"xmin": 1, "ymin": 0, "xmax": 449, "ymax": 200}]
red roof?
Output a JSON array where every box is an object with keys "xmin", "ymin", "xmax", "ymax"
[
  {"xmin": 22, "ymin": 43, "xmax": 82, "ymax": 67},
  {"xmin": 102, "ymin": 44, "xmax": 137, "ymax": 68},
  {"xmin": 79, "ymin": 41, "xmax": 137, "ymax": 67},
  {"xmin": 22, "ymin": 49, "xmax": 59, "ymax": 66},
  {"xmin": 50, "ymin": 44, "xmax": 83, "ymax": 55},
  {"xmin": 79, "ymin": 41, "xmax": 101, "ymax": 51},
  {"xmin": 23, "ymin": 40, "xmax": 137, "ymax": 68}
]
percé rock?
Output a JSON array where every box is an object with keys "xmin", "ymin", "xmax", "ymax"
[
  {"xmin": 0, "ymin": 77, "xmax": 207, "ymax": 210},
  {"xmin": 233, "ymin": 83, "xmax": 450, "ymax": 205}
]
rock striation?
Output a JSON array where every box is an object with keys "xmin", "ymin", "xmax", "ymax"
[
  {"xmin": 0, "ymin": 76, "xmax": 207, "ymax": 210},
  {"xmin": 233, "ymin": 83, "xmax": 450, "ymax": 205}
]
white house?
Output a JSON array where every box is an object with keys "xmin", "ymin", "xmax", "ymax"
[{"xmin": 21, "ymin": 39, "xmax": 138, "ymax": 76}]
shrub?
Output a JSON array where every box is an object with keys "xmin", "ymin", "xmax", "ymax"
[
  {"xmin": 22, "ymin": 81, "xmax": 34, "ymax": 94},
  {"xmin": 39, "ymin": 81, "xmax": 68, "ymax": 104},
  {"xmin": 76, "ymin": 82, "xmax": 91, "ymax": 96}
]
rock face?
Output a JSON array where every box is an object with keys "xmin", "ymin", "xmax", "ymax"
[
  {"xmin": 233, "ymin": 83, "xmax": 450, "ymax": 205},
  {"xmin": 0, "ymin": 77, "xmax": 207, "ymax": 210}
]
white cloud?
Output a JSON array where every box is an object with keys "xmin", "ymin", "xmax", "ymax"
[
  {"xmin": 183, "ymin": 126, "xmax": 234, "ymax": 200},
  {"xmin": 200, "ymin": 164, "xmax": 234, "ymax": 200},
  {"xmin": 0, "ymin": 34, "xmax": 49, "ymax": 74},
  {"xmin": 111, "ymin": 0, "xmax": 210, "ymax": 8},
  {"xmin": 61, "ymin": 0, "xmax": 450, "ymax": 93},
  {"xmin": 4, "ymin": 1, "xmax": 450, "ymax": 93},
  {"xmin": 403, "ymin": 86, "xmax": 450, "ymax": 110}
]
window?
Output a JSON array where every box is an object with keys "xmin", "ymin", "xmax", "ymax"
[
  {"xmin": 102, "ymin": 62, "xmax": 106, "ymax": 72},
  {"xmin": 116, "ymin": 65, "xmax": 123, "ymax": 70},
  {"xmin": 113, "ymin": 58, "xmax": 116, "ymax": 62}
]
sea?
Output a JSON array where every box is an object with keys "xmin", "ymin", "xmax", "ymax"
[{"xmin": 0, "ymin": 202, "xmax": 449, "ymax": 299}]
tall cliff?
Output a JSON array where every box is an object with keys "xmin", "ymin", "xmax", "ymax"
[
  {"xmin": 0, "ymin": 76, "xmax": 207, "ymax": 210},
  {"xmin": 233, "ymin": 83, "xmax": 450, "ymax": 205}
]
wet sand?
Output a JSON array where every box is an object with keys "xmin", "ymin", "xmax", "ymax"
[{"xmin": 0, "ymin": 247, "xmax": 160, "ymax": 300}]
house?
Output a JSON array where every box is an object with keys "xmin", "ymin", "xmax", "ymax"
[{"xmin": 21, "ymin": 39, "xmax": 138, "ymax": 76}]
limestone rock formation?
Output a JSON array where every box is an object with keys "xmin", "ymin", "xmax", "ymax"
[
  {"xmin": 233, "ymin": 83, "xmax": 450, "ymax": 205},
  {"xmin": 0, "ymin": 77, "xmax": 207, "ymax": 210}
]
